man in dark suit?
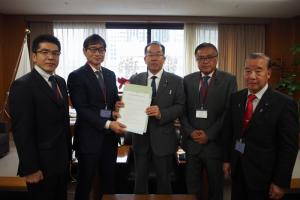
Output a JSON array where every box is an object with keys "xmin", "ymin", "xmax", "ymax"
[
  {"xmin": 9, "ymin": 34, "xmax": 71, "ymax": 200},
  {"xmin": 223, "ymin": 53, "xmax": 299, "ymax": 200},
  {"xmin": 181, "ymin": 43, "xmax": 237, "ymax": 200},
  {"xmin": 67, "ymin": 34, "xmax": 126, "ymax": 200},
  {"xmin": 126, "ymin": 41, "xmax": 185, "ymax": 194}
]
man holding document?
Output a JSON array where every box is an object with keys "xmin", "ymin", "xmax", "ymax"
[{"xmin": 119, "ymin": 41, "xmax": 185, "ymax": 194}]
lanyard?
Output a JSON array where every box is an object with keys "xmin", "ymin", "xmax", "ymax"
[
  {"xmin": 96, "ymin": 71, "xmax": 108, "ymax": 108},
  {"xmin": 198, "ymin": 71, "xmax": 215, "ymax": 108},
  {"xmin": 101, "ymin": 86, "xmax": 107, "ymax": 108}
]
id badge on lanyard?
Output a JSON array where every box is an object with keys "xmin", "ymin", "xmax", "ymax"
[
  {"xmin": 196, "ymin": 108, "xmax": 207, "ymax": 119},
  {"xmin": 100, "ymin": 105, "xmax": 112, "ymax": 119}
]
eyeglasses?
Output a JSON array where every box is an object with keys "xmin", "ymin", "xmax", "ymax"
[
  {"xmin": 196, "ymin": 55, "xmax": 217, "ymax": 62},
  {"xmin": 146, "ymin": 53, "xmax": 164, "ymax": 57},
  {"xmin": 87, "ymin": 47, "xmax": 106, "ymax": 54},
  {"xmin": 36, "ymin": 49, "xmax": 61, "ymax": 57}
]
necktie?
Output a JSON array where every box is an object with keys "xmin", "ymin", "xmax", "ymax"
[
  {"xmin": 95, "ymin": 70, "xmax": 105, "ymax": 92},
  {"xmin": 48, "ymin": 75, "xmax": 60, "ymax": 100},
  {"xmin": 151, "ymin": 76, "xmax": 157, "ymax": 98},
  {"xmin": 202, "ymin": 76, "xmax": 210, "ymax": 89},
  {"xmin": 243, "ymin": 94, "xmax": 257, "ymax": 130}
]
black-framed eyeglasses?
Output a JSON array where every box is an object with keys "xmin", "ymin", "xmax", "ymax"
[
  {"xmin": 36, "ymin": 49, "xmax": 61, "ymax": 57},
  {"xmin": 196, "ymin": 55, "xmax": 218, "ymax": 62},
  {"xmin": 146, "ymin": 53, "xmax": 164, "ymax": 57},
  {"xmin": 87, "ymin": 47, "xmax": 106, "ymax": 54}
]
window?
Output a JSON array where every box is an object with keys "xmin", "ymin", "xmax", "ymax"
[
  {"xmin": 151, "ymin": 29, "xmax": 184, "ymax": 76},
  {"xmin": 105, "ymin": 28, "xmax": 147, "ymax": 80},
  {"xmin": 105, "ymin": 23, "xmax": 184, "ymax": 81},
  {"xmin": 53, "ymin": 22, "xmax": 218, "ymax": 86}
]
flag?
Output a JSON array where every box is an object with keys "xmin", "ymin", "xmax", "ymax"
[{"xmin": 15, "ymin": 35, "xmax": 31, "ymax": 80}]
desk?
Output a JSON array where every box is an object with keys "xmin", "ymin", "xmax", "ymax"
[
  {"xmin": 0, "ymin": 177, "xmax": 26, "ymax": 191},
  {"xmin": 291, "ymin": 150, "xmax": 300, "ymax": 189},
  {"xmin": 117, "ymin": 145, "xmax": 130, "ymax": 163},
  {"xmin": 0, "ymin": 142, "xmax": 27, "ymax": 191},
  {"xmin": 103, "ymin": 194, "xmax": 197, "ymax": 200}
]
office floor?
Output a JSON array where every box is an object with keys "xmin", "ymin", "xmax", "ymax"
[{"xmin": 1, "ymin": 141, "xmax": 299, "ymax": 200}]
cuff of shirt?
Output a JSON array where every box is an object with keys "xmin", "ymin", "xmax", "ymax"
[{"xmin": 105, "ymin": 120, "xmax": 111, "ymax": 129}]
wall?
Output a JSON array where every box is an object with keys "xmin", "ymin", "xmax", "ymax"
[
  {"xmin": 0, "ymin": 14, "xmax": 299, "ymax": 111},
  {"xmin": 0, "ymin": 15, "xmax": 3, "ymax": 116},
  {"xmin": 0, "ymin": 15, "xmax": 26, "ymax": 120}
]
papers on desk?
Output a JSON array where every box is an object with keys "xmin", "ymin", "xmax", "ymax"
[{"xmin": 118, "ymin": 84, "xmax": 152, "ymax": 135}]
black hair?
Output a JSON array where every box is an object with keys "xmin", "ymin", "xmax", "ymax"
[
  {"xmin": 32, "ymin": 34, "xmax": 61, "ymax": 53},
  {"xmin": 144, "ymin": 41, "xmax": 165, "ymax": 56},
  {"xmin": 83, "ymin": 34, "xmax": 106, "ymax": 50},
  {"xmin": 194, "ymin": 42, "xmax": 218, "ymax": 56}
]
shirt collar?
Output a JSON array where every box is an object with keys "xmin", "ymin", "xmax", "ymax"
[
  {"xmin": 34, "ymin": 65, "xmax": 54, "ymax": 80},
  {"xmin": 201, "ymin": 71, "xmax": 214, "ymax": 78},
  {"xmin": 88, "ymin": 63, "xmax": 102, "ymax": 72},
  {"xmin": 148, "ymin": 68, "xmax": 163, "ymax": 80},
  {"xmin": 248, "ymin": 83, "xmax": 268, "ymax": 100}
]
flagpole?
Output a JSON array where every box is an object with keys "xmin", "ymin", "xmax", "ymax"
[{"xmin": 0, "ymin": 29, "xmax": 31, "ymax": 121}]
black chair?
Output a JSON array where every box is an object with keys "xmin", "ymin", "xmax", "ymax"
[{"xmin": 0, "ymin": 122, "xmax": 9, "ymax": 158}]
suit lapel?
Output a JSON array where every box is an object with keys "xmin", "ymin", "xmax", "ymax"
[
  {"xmin": 56, "ymin": 78, "xmax": 69, "ymax": 109},
  {"xmin": 193, "ymin": 72, "xmax": 201, "ymax": 106},
  {"xmin": 248, "ymin": 87, "xmax": 272, "ymax": 129},
  {"xmin": 141, "ymin": 72, "xmax": 148, "ymax": 86},
  {"xmin": 206, "ymin": 70, "xmax": 221, "ymax": 103},
  {"xmin": 237, "ymin": 90, "xmax": 248, "ymax": 134},
  {"xmin": 83, "ymin": 64, "xmax": 103, "ymax": 97},
  {"xmin": 156, "ymin": 71, "xmax": 168, "ymax": 100},
  {"xmin": 32, "ymin": 69, "xmax": 62, "ymax": 106}
]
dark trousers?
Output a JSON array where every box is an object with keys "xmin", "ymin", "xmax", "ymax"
[
  {"xmin": 231, "ymin": 159, "xmax": 270, "ymax": 200},
  {"xmin": 185, "ymin": 153, "xmax": 223, "ymax": 200},
  {"xmin": 74, "ymin": 136, "xmax": 118, "ymax": 200},
  {"xmin": 134, "ymin": 151, "xmax": 173, "ymax": 194},
  {"xmin": 26, "ymin": 170, "xmax": 68, "ymax": 200}
]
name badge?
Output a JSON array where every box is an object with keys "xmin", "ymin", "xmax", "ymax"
[
  {"xmin": 100, "ymin": 109, "xmax": 112, "ymax": 119},
  {"xmin": 235, "ymin": 140, "xmax": 245, "ymax": 154},
  {"xmin": 196, "ymin": 110, "xmax": 208, "ymax": 119}
]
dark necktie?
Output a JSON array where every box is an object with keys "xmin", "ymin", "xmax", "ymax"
[
  {"xmin": 95, "ymin": 70, "xmax": 105, "ymax": 92},
  {"xmin": 202, "ymin": 75, "xmax": 210, "ymax": 89},
  {"xmin": 151, "ymin": 76, "xmax": 157, "ymax": 98},
  {"xmin": 48, "ymin": 75, "xmax": 60, "ymax": 100},
  {"xmin": 243, "ymin": 94, "xmax": 257, "ymax": 130}
]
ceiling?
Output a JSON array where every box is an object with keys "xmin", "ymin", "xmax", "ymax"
[{"xmin": 0, "ymin": 0, "xmax": 300, "ymax": 18}]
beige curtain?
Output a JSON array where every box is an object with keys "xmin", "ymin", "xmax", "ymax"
[
  {"xmin": 184, "ymin": 23, "xmax": 218, "ymax": 74},
  {"xmin": 218, "ymin": 24, "xmax": 265, "ymax": 89}
]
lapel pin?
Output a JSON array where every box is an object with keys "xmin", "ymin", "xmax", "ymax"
[{"xmin": 169, "ymin": 90, "xmax": 172, "ymax": 95}]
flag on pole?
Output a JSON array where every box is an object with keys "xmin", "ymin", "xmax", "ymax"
[{"xmin": 15, "ymin": 35, "xmax": 31, "ymax": 80}]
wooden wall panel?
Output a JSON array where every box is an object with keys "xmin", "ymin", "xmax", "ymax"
[
  {"xmin": 0, "ymin": 15, "xmax": 4, "ymax": 117},
  {"xmin": 295, "ymin": 17, "xmax": 300, "ymax": 44},
  {"xmin": 265, "ymin": 19, "xmax": 295, "ymax": 87},
  {"xmin": 0, "ymin": 15, "xmax": 26, "ymax": 118}
]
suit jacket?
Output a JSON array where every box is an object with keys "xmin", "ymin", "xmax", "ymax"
[
  {"xmin": 130, "ymin": 71, "xmax": 185, "ymax": 156},
  {"xmin": 67, "ymin": 63, "xmax": 119, "ymax": 155},
  {"xmin": 223, "ymin": 87, "xmax": 299, "ymax": 190},
  {"xmin": 9, "ymin": 69, "xmax": 71, "ymax": 177},
  {"xmin": 181, "ymin": 70, "xmax": 237, "ymax": 158}
]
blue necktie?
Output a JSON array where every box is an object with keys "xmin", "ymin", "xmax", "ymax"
[{"xmin": 203, "ymin": 76, "xmax": 210, "ymax": 89}]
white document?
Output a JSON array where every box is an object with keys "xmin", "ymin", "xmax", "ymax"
[{"xmin": 118, "ymin": 84, "xmax": 152, "ymax": 135}]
